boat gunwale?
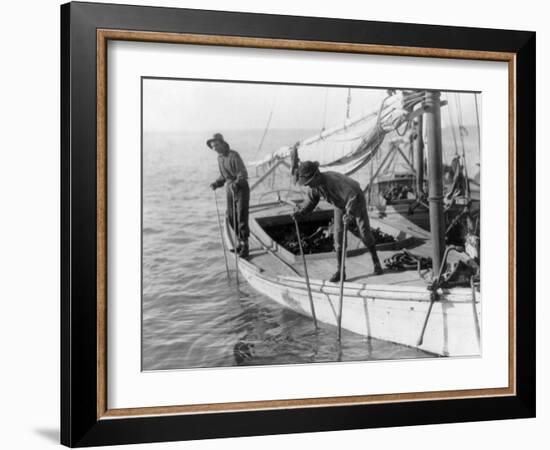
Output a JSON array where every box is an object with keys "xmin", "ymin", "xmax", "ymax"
[{"xmin": 238, "ymin": 253, "xmax": 479, "ymax": 304}]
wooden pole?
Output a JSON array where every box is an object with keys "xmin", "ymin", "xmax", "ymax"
[
  {"xmin": 213, "ymin": 190, "xmax": 231, "ymax": 283},
  {"xmin": 367, "ymin": 157, "xmax": 373, "ymax": 206},
  {"xmin": 471, "ymin": 276, "xmax": 481, "ymax": 346},
  {"xmin": 231, "ymin": 190, "xmax": 240, "ymax": 288},
  {"xmin": 417, "ymin": 292, "xmax": 437, "ymax": 346},
  {"xmin": 413, "ymin": 114, "xmax": 424, "ymax": 196},
  {"xmin": 424, "ymin": 91, "xmax": 446, "ymax": 275},
  {"xmin": 293, "ymin": 218, "xmax": 318, "ymax": 330},
  {"xmin": 337, "ymin": 221, "xmax": 348, "ymax": 342}
]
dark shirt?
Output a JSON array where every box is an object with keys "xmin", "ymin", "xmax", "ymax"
[
  {"xmin": 213, "ymin": 149, "xmax": 248, "ymax": 188},
  {"xmin": 300, "ymin": 171, "xmax": 363, "ymax": 215}
]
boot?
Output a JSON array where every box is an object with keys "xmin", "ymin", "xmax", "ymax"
[
  {"xmin": 329, "ymin": 270, "xmax": 346, "ymax": 283},
  {"xmin": 238, "ymin": 240, "xmax": 249, "ymax": 258},
  {"xmin": 329, "ymin": 249, "xmax": 346, "ymax": 282},
  {"xmin": 369, "ymin": 245, "xmax": 383, "ymax": 275}
]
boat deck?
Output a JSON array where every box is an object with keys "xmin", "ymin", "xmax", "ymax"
[{"xmin": 245, "ymin": 201, "xmax": 457, "ymax": 287}]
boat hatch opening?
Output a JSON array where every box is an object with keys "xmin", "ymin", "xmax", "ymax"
[{"xmin": 253, "ymin": 209, "xmax": 415, "ymax": 265}]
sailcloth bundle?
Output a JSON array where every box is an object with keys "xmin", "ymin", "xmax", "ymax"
[{"xmin": 250, "ymin": 91, "xmax": 418, "ymax": 176}]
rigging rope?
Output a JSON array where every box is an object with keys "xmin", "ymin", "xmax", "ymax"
[
  {"xmin": 321, "ymin": 88, "xmax": 329, "ymax": 131},
  {"xmin": 254, "ymin": 88, "xmax": 279, "ymax": 159},
  {"xmin": 319, "ymin": 93, "xmax": 391, "ymax": 167},
  {"xmin": 474, "ymin": 93, "xmax": 481, "ymax": 153},
  {"xmin": 455, "ymin": 92, "xmax": 468, "ymax": 158},
  {"xmin": 346, "ymin": 88, "xmax": 352, "ymax": 120},
  {"xmin": 454, "ymin": 92, "xmax": 471, "ymax": 197},
  {"xmin": 394, "ymin": 118, "xmax": 412, "ymax": 137},
  {"xmin": 446, "ymin": 93, "xmax": 460, "ymax": 157}
]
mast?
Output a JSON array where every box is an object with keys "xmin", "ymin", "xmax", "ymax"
[
  {"xmin": 413, "ymin": 115, "xmax": 424, "ymax": 196},
  {"xmin": 423, "ymin": 91, "xmax": 446, "ymax": 275},
  {"xmin": 346, "ymin": 88, "xmax": 352, "ymax": 119}
]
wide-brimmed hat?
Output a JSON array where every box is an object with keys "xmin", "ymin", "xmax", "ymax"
[
  {"xmin": 206, "ymin": 133, "xmax": 227, "ymax": 149},
  {"xmin": 297, "ymin": 161, "xmax": 320, "ymax": 186}
]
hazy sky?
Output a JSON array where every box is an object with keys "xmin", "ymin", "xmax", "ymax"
[{"xmin": 143, "ymin": 78, "xmax": 479, "ymax": 133}]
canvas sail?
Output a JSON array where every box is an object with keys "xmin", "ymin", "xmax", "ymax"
[{"xmin": 249, "ymin": 91, "xmax": 418, "ymax": 176}]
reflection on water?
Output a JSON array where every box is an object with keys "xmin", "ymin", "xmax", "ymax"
[{"xmin": 142, "ymin": 131, "xmax": 432, "ymax": 371}]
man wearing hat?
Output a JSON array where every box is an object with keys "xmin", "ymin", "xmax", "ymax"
[
  {"xmin": 208, "ymin": 133, "xmax": 250, "ymax": 258},
  {"xmin": 292, "ymin": 161, "xmax": 383, "ymax": 282}
]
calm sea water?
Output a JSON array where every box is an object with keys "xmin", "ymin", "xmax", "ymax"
[{"xmin": 141, "ymin": 129, "xmax": 469, "ymax": 370}]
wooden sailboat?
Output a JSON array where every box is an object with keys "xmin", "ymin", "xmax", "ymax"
[{"xmin": 225, "ymin": 89, "xmax": 481, "ymax": 357}]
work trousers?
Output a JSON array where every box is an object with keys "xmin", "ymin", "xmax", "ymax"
[
  {"xmin": 333, "ymin": 194, "xmax": 375, "ymax": 252},
  {"xmin": 226, "ymin": 181, "xmax": 250, "ymax": 241}
]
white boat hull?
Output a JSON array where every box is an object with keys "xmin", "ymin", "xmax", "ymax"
[{"xmin": 225, "ymin": 221, "xmax": 481, "ymax": 357}]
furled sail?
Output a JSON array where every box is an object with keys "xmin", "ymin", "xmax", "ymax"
[{"xmin": 249, "ymin": 91, "xmax": 419, "ymax": 176}]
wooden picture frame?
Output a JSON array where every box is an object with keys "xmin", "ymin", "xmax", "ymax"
[{"xmin": 61, "ymin": 1, "xmax": 535, "ymax": 447}]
